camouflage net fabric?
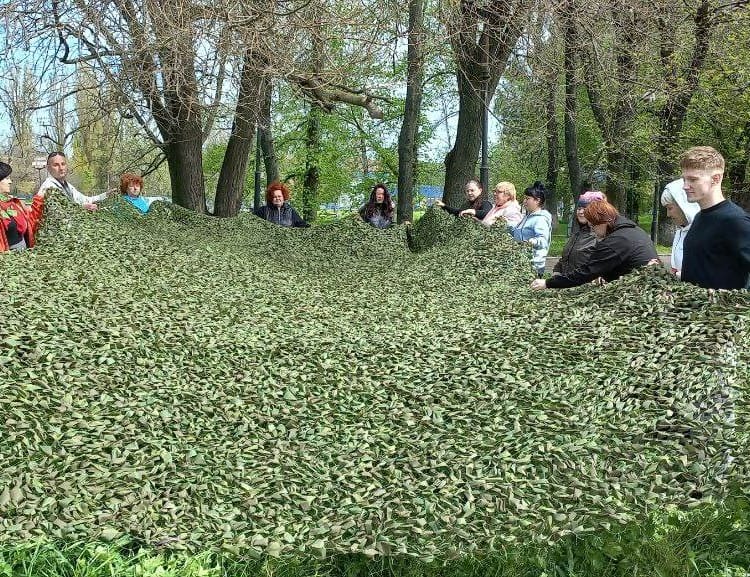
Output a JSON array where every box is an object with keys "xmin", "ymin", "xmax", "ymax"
[{"xmin": 1, "ymin": 193, "xmax": 748, "ymax": 559}]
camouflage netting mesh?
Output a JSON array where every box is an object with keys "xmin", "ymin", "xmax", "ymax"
[{"xmin": 0, "ymin": 193, "xmax": 748, "ymax": 559}]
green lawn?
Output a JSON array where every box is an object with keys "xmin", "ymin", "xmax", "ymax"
[{"xmin": 1, "ymin": 496, "xmax": 748, "ymax": 576}]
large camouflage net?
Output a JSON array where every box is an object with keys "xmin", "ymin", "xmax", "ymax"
[{"xmin": 0, "ymin": 193, "xmax": 748, "ymax": 559}]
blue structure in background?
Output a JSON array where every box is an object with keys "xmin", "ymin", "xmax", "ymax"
[{"xmin": 392, "ymin": 185, "xmax": 443, "ymax": 208}]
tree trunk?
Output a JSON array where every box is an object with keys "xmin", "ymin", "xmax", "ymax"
[
  {"xmin": 397, "ymin": 0, "xmax": 425, "ymax": 224},
  {"xmin": 443, "ymin": 0, "xmax": 529, "ymax": 207},
  {"xmin": 259, "ymin": 86, "xmax": 279, "ymax": 184},
  {"xmin": 443, "ymin": 66, "xmax": 500, "ymax": 206},
  {"xmin": 655, "ymin": 156, "xmax": 675, "ymax": 246},
  {"xmin": 545, "ymin": 81, "xmax": 559, "ymax": 227},
  {"xmin": 562, "ymin": 1, "xmax": 581, "ymax": 203},
  {"xmin": 605, "ymin": 148, "xmax": 627, "ymax": 211},
  {"xmin": 164, "ymin": 135, "xmax": 206, "ymax": 213},
  {"xmin": 626, "ymin": 158, "xmax": 640, "ymax": 221},
  {"xmin": 214, "ymin": 54, "xmax": 265, "ymax": 217},
  {"xmin": 655, "ymin": 0, "xmax": 712, "ymax": 244},
  {"xmin": 302, "ymin": 103, "xmax": 322, "ymax": 222}
]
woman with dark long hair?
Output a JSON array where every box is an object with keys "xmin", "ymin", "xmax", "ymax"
[{"xmin": 359, "ymin": 183, "xmax": 394, "ymax": 228}]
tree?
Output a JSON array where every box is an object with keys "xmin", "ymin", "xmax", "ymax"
[
  {"xmin": 0, "ymin": 68, "xmax": 39, "ymax": 190},
  {"xmin": 650, "ymin": 0, "xmax": 748, "ymax": 241},
  {"xmin": 560, "ymin": 0, "xmax": 581, "ymax": 202},
  {"xmin": 580, "ymin": 0, "xmax": 642, "ymax": 213},
  {"xmin": 397, "ymin": 0, "xmax": 426, "ymax": 224},
  {"xmin": 10, "ymin": 0, "xmax": 385, "ymax": 215},
  {"xmin": 441, "ymin": 0, "xmax": 535, "ymax": 206}
]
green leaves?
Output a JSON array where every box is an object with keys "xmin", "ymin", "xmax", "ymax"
[{"xmin": 0, "ymin": 195, "xmax": 747, "ymax": 559}]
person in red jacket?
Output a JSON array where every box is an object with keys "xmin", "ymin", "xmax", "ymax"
[{"xmin": 0, "ymin": 162, "xmax": 47, "ymax": 252}]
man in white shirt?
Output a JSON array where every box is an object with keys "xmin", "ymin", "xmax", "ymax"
[{"xmin": 38, "ymin": 152, "xmax": 107, "ymax": 211}]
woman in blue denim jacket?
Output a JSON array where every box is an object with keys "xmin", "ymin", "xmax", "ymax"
[{"xmin": 510, "ymin": 181, "xmax": 553, "ymax": 278}]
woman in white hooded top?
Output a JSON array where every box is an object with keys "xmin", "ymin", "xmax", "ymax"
[{"xmin": 661, "ymin": 178, "xmax": 700, "ymax": 278}]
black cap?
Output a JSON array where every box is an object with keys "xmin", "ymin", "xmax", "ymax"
[{"xmin": 0, "ymin": 162, "xmax": 11, "ymax": 182}]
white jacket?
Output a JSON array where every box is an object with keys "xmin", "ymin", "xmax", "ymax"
[
  {"xmin": 663, "ymin": 179, "xmax": 700, "ymax": 275},
  {"xmin": 38, "ymin": 176, "xmax": 107, "ymax": 206}
]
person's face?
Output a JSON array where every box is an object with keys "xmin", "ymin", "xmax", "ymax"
[
  {"xmin": 682, "ymin": 167, "xmax": 719, "ymax": 205},
  {"xmin": 0, "ymin": 175, "xmax": 11, "ymax": 196},
  {"xmin": 271, "ymin": 190, "xmax": 284, "ymax": 207},
  {"xmin": 575, "ymin": 206, "xmax": 587, "ymax": 224},
  {"xmin": 47, "ymin": 155, "xmax": 68, "ymax": 181},
  {"xmin": 465, "ymin": 181, "xmax": 481, "ymax": 202},
  {"xmin": 524, "ymin": 194, "xmax": 540, "ymax": 212},
  {"xmin": 374, "ymin": 188, "xmax": 385, "ymax": 203},
  {"xmin": 127, "ymin": 183, "xmax": 141, "ymax": 198},
  {"xmin": 493, "ymin": 188, "xmax": 509, "ymax": 205},
  {"xmin": 664, "ymin": 202, "xmax": 687, "ymax": 227},
  {"xmin": 592, "ymin": 222, "xmax": 608, "ymax": 239}
]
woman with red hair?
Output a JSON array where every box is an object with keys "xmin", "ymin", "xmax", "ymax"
[
  {"xmin": 254, "ymin": 181, "xmax": 309, "ymax": 228},
  {"xmin": 120, "ymin": 173, "xmax": 164, "ymax": 214},
  {"xmin": 532, "ymin": 200, "xmax": 657, "ymax": 290}
]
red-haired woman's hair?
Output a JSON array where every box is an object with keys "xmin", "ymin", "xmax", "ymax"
[
  {"xmin": 266, "ymin": 181, "xmax": 290, "ymax": 204},
  {"xmin": 583, "ymin": 200, "xmax": 619, "ymax": 232},
  {"xmin": 120, "ymin": 173, "xmax": 144, "ymax": 195}
]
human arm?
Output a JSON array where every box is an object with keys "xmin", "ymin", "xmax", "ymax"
[
  {"xmin": 474, "ymin": 200, "xmax": 492, "ymax": 220},
  {"xmin": 434, "ymin": 199, "xmax": 461, "ymax": 215},
  {"xmin": 733, "ymin": 212, "xmax": 750, "ymax": 272},
  {"xmin": 67, "ymin": 182, "xmax": 107, "ymax": 206},
  {"xmin": 291, "ymin": 207, "xmax": 310, "ymax": 228},
  {"xmin": 27, "ymin": 193, "xmax": 46, "ymax": 242},
  {"xmin": 545, "ymin": 240, "xmax": 624, "ymax": 289},
  {"xmin": 530, "ymin": 215, "xmax": 551, "ymax": 249}
]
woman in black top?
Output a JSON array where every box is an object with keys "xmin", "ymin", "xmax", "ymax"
[
  {"xmin": 434, "ymin": 178, "xmax": 492, "ymax": 220},
  {"xmin": 532, "ymin": 200, "xmax": 657, "ymax": 290}
]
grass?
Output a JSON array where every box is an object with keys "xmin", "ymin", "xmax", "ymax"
[{"xmin": 1, "ymin": 496, "xmax": 748, "ymax": 577}]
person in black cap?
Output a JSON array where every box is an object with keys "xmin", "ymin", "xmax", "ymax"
[{"xmin": 1, "ymin": 162, "xmax": 48, "ymax": 252}]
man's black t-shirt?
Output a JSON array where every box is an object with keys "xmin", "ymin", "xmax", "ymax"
[{"xmin": 682, "ymin": 200, "xmax": 750, "ymax": 289}]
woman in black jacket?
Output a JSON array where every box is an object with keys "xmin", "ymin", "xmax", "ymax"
[
  {"xmin": 532, "ymin": 200, "xmax": 657, "ymax": 290},
  {"xmin": 254, "ymin": 181, "xmax": 310, "ymax": 228},
  {"xmin": 434, "ymin": 178, "xmax": 492, "ymax": 220}
]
